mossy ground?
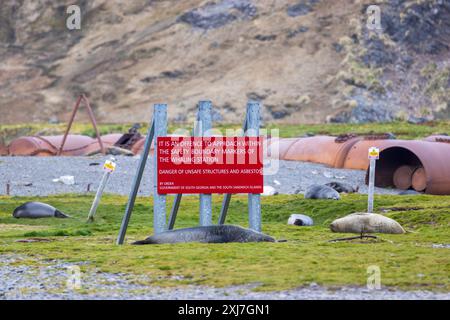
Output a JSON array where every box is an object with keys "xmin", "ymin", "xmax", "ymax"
[
  {"xmin": 1, "ymin": 120, "xmax": 449, "ymax": 145},
  {"xmin": 0, "ymin": 194, "xmax": 448, "ymax": 291}
]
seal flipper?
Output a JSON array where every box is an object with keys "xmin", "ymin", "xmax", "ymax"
[
  {"xmin": 54, "ymin": 210, "xmax": 70, "ymax": 218},
  {"xmin": 133, "ymin": 238, "xmax": 155, "ymax": 245}
]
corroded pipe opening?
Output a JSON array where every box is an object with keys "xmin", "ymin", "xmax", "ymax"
[{"xmin": 366, "ymin": 147, "xmax": 423, "ymax": 189}]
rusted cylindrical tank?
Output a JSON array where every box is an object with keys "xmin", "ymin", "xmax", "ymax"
[
  {"xmin": 8, "ymin": 135, "xmax": 121, "ymax": 156},
  {"xmin": 392, "ymin": 165, "xmax": 417, "ymax": 190},
  {"xmin": 367, "ymin": 141, "xmax": 450, "ymax": 195},
  {"xmin": 411, "ymin": 167, "xmax": 427, "ymax": 192},
  {"xmin": 8, "ymin": 136, "xmax": 93, "ymax": 156},
  {"xmin": 266, "ymin": 137, "xmax": 299, "ymax": 159},
  {"xmin": 283, "ymin": 135, "xmax": 362, "ymax": 168},
  {"xmin": 343, "ymin": 139, "xmax": 399, "ymax": 170},
  {"xmin": 0, "ymin": 143, "xmax": 8, "ymax": 156}
]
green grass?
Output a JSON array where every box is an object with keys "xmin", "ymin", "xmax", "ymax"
[
  {"xmin": 1, "ymin": 121, "xmax": 449, "ymax": 144},
  {"xmin": 0, "ymin": 194, "xmax": 449, "ymax": 291}
]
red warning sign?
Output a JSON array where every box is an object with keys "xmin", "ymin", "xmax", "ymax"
[{"xmin": 157, "ymin": 136, "xmax": 263, "ymax": 194}]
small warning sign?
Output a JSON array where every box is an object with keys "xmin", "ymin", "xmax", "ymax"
[
  {"xmin": 103, "ymin": 160, "xmax": 116, "ymax": 172},
  {"xmin": 368, "ymin": 147, "xmax": 380, "ymax": 160}
]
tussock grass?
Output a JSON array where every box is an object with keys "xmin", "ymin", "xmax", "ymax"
[{"xmin": 0, "ymin": 194, "xmax": 448, "ymax": 291}]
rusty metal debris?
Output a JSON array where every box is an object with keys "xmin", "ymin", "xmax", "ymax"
[
  {"xmin": 268, "ymin": 134, "xmax": 450, "ymax": 195},
  {"xmin": 58, "ymin": 94, "xmax": 105, "ymax": 156},
  {"xmin": 368, "ymin": 141, "xmax": 450, "ymax": 195},
  {"xmin": 411, "ymin": 167, "xmax": 427, "ymax": 192},
  {"xmin": 114, "ymin": 123, "xmax": 143, "ymax": 150},
  {"xmin": 393, "ymin": 165, "xmax": 417, "ymax": 190},
  {"xmin": 0, "ymin": 143, "xmax": 8, "ymax": 156}
]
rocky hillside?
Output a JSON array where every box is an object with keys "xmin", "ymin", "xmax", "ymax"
[{"xmin": 0, "ymin": 0, "xmax": 449, "ymax": 124}]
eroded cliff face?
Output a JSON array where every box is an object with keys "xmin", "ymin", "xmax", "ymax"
[{"xmin": 0, "ymin": 0, "xmax": 449, "ymax": 124}]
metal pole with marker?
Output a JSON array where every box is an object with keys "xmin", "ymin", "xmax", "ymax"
[
  {"xmin": 87, "ymin": 157, "xmax": 117, "ymax": 222},
  {"xmin": 367, "ymin": 147, "xmax": 379, "ymax": 213}
]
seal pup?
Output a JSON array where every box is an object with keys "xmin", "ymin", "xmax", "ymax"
[
  {"xmin": 304, "ymin": 184, "xmax": 340, "ymax": 200},
  {"xmin": 13, "ymin": 202, "xmax": 70, "ymax": 219},
  {"xmin": 325, "ymin": 182, "xmax": 358, "ymax": 194},
  {"xmin": 133, "ymin": 225, "xmax": 275, "ymax": 245},
  {"xmin": 288, "ymin": 214, "xmax": 313, "ymax": 226},
  {"xmin": 330, "ymin": 213, "xmax": 405, "ymax": 234}
]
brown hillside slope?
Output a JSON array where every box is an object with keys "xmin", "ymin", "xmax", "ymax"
[{"xmin": 0, "ymin": 0, "xmax": 449, "ymax": 124}]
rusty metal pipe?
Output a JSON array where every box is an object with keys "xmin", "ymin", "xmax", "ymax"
[
  {"xmin": 393, "ymin": 165, "xmax": 416, "ymax": 190},
  {"xmin": 412, "ymin": 167, "xmax": 427, "ymax": 192},
  {"xmin": 368, "ymin": 141, "xmax": 450, "ymax": 195}
]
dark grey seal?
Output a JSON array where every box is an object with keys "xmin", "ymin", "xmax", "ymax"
[
  {"xmin": 133, "ymin": 225, "xmax": 275, "ymax": 245},
  {"xmin": 325, "ymin": 182, "xmax": 359, "ymax": 193},
  {"xmin": 304, "ymin": 184, "xmax": 340, "ymax": 200},
  {"xmin": 13, "ymin": 202, "xmax": 70, "ymax": 219}
]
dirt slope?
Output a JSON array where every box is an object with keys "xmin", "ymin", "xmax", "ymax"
[{"xmin": 0, "ymin": 0, "xmax": 449, "ymax": 124}]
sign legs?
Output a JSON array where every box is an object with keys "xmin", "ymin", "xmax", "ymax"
[
  {"xmin": 153, "ymin": 104, "xmax": 168, "ymax": 234},
  {"xmin": 247, "ymin": 101, "xmax": 261, "ymax": 232},
  {"xmin": 197, "ymin": 101, "xmax": 213, "ymax": 226}
]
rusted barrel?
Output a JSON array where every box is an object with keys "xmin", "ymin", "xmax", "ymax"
[
  {"xmin": 393, "ymin": 165, "xmax": 416, "ymax": 190},
  {"xmin": 412, "ymin": 167, "xmax": 427, "ymax": 192}
]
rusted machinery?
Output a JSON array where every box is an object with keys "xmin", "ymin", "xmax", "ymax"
[
  {"xmin": 268, "ymin": 134, "xmax": 450, "ymax": 195},
  {"xmin": 369, "ymin": 141, "xmax": 450, "ymax": 195},
  {"xmin": 6, "ymin": 133, "xmax": 146, "ymax": 156},
  {"xmin": 0, "ymin": 143, "xmax": 8, "ymax": 156},
  {"xmin": 8, "ymin": 135, "xmax": 116, "ymax": 156}
]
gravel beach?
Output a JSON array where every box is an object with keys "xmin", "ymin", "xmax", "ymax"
[
  {"xmin": 1, "ymin": 255, "xmax": 448, "ymax": 300},
  {"xmin": 0, "ymin": 156, "xmax": 403, "ymax": 196}
]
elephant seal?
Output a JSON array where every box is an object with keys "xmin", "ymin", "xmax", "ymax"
[
  {"xmin": 305, "ymin": 184, "xmax": 340, "ymax": 200},
  {"xmin": 288, "ymin": 214, "xmax": 313, "ymax": 226},
  {"xmin": 13, "ymin": 202, "xmax": 70, "ymax": 219},
  {"xmin": 330, "ymin": 213, "xmax": 405, "ymax": 234},
  {"xmin": 325, "ymin": 182, "xmax": 358, "ymax": 194},
  {"xmin": 133, "ymin": 225, "xmax": 275, "ymax": 245}
]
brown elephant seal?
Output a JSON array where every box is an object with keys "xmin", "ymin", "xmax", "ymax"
[
  {"xmin": 133, "ymin": 225, "xmax": 275, "ymax": 245},
  {"xmin": 305, "ymin": 184, "xmax": 340, "ymax": 200},
  {"xmin": 13, "ymin": 202, "xmax": 70, "ymax": 219},
  {"xmin": 325, "ymin": 182, "xmax": 358, "ymax": 194},
  {"xmin": 330, "ymin": 213, "xmax": 405, "ymax": 234}
]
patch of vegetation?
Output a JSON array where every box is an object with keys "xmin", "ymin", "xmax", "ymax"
[
  {"xmin": 0, "ymin": 194, "xmax": 448, "ymax": 291},
  {"xmin": 1, "ymin": 121, "xmax": 449, "ymax": 145}
]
